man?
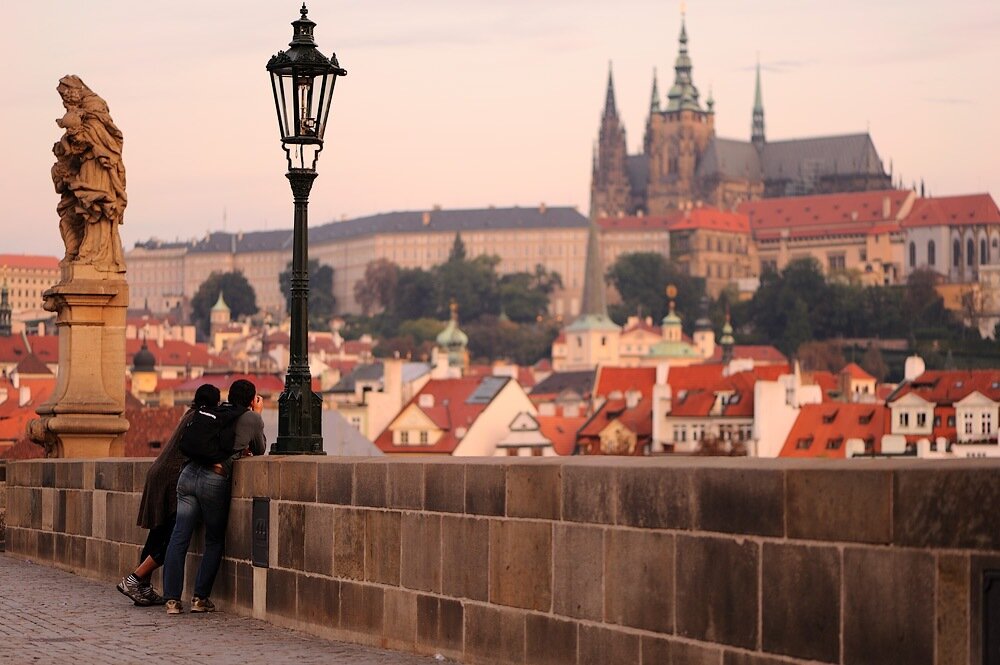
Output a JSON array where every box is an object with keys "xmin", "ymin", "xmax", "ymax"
[{"xmin": 161, "ymin": 379, "xmax": 266, "ymax": 614}]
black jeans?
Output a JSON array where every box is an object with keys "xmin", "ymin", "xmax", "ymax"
[{"xmin": 139, "ymin": 514, "xmax": 176, "ymax": 568}]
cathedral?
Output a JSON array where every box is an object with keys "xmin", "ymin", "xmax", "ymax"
[{"xmin": 591, "ymin": 14, "xmax": 893, "ymax": 218}]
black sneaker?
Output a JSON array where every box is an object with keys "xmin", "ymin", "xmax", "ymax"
[
  {"xmin": 136, "ymin": 582, "xmax": 166, "ymax": 606},
  {"xmin": 116, "ymin": 575, "xmax": 149, "ymax": 606}
]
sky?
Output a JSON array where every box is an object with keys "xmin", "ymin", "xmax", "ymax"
[{"xmin": 1, "ymin": 1, "xmax": 998, "ymax": 256}]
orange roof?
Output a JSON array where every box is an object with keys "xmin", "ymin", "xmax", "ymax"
[
  {"xmin": 668, "ymin": 208, "xmax": 750, "ymax": 234},
  {"xmin": 841, "ymin": 362, "xmax": 875, "ymax": 381},
  {"xmin": 0, "ymin": 335, "xmax": 58, "ymax": 366},
  {"xmin": 14, "ymin": 353, "xmax": 52, "ymax": 376},
  {"xmin": 709, "ymin": 344, "xmax": 787, "ymax": 364},
  {"xmin": 890, "ymin": 369, "xmax": 1000, "ymax": 405},
  {"xmin": 739, "ymin": 190, "xmax": 909, "ymax": 241},
  {"xmin": 374, "ymin": 376, "xmax": 506, "ymax": 454},
  {"xmin": 780, "ymin": 403, "xmax": 888, "ymax": 458},
  {"xmin": 126, "ymin": 338, "xmax": 219, "ymax": 369},
  {"xmin": 175, "ymin": 373, "xmax": 289, "ymax": 396},
  {"xmin": 670, "ymin": 365, "xmax": 790, "ymax": 418},
  {"xmin": 537, "ymin": 414, "xmax": 588, "ymax": 455},
  {"xmin": 594, "ymin": 366, "xmax": 656, "ymax": 400},
  {"xmin": 578, "ymin": 397, "xmax": 653, "ymax": 440},
  {"xmin": 666, "ymin": 364, "xmax": 726, "ymax": 393},
  {"xmin": 901, "ymin": 194, "xmax": 1000, "ymax": 228},
  {"xmin": 596, "ymin": 216, "xmax": 672, "ymax": 231},
  {"xmin": 0, "ymin": 254, "xmax": 60, "ymax": 271}
]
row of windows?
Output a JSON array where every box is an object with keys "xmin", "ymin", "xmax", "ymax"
[
  {"xmin": 898, "ymin": 410, "xmax": 995, "ymax": 435},
  {"xmin": 396, "ymin": 430, "xmax": 430, "ymax": 446},
  {"xmin": 672, "ymin": 423, "xmax": 753, "ymax": 442},
  {"xmin": 909, "ymin": 238, "xmax": 1000, "ymax": 269}
]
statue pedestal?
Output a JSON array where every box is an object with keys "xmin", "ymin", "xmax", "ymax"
[{"xmin": 29, "ymin": 268, "xmax": 129, "ymax": 458}]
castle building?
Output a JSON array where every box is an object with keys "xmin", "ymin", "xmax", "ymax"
[{"xmin": 591, "ymin": 13, "xmax": 893, "ymax": 218}]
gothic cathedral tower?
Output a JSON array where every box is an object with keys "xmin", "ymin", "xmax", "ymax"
[
  {"xmin": 590, "ymin": 65, "xmax": 631, "ymax": 219},
  {"xmin": 644, "ymin": 12, "xmax": 715, "ymax": 215}
]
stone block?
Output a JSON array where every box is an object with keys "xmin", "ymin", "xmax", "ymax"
[
  {"xmin": 694, "ymin": 467, "xmax": 783, "ymax": 537},
  {"xmin": 64, "ymin": 490, "xmax": 93, "ymax": 537},
  {"xmin": 340, "ymin": 581, "xmax": 384, "ymax": 635},
  {"xmin": 365, "ymin": 510, "xmax": 401, "ymax": 585},
  {"xmin": 970, "ymin": 554, "xmax": 1000, "ymax": 665},
  {"xmin": 316, "ymin": 461, "xmax": 353, "ymax": 506},
  {"xmin": 41, "ymin": 462, "xmax": 54, "ymax": 488},
  {"xmin": 67, "ymin": 535, "xmax": 87, "ymax": 570},
  {"xmin": 54, "ymin": 461, "xmax": 84, "ymax": 490},
  {"xmin": 524, "ymin": 614, "xmax": 577, "ymax": 665},
  {"xmin": 563, "ymin": 464, "xmax": 616, "ymax": 525},
  {"xmin": 401, "ymin": 513, "xmax": 441, "ymax": 593},
  {"xmin": 786, "ymin": 469, "xmax": 891, "ymax": 544},
  {"xmin": 92, "ymin": 490, "xmax": 107, "ymax": 540},
  {"xmin": 465, "ymin": 463, "xmax": 505, "ymax": 516},
  {"xmin": 277, "ymin": 502, "xmax": 305, "ymax": 570},
  {"xmin": 297, "ymin": 573, "xmax": 339, "ymax": 629},
  {"xmin": 617, "ymin": 466, "xmax": 693, "ymax": 529},
  {"xmin": 722, "ymin": 653, "xmax": 791, "ymax": 665},
  {"xmin": 441, "ymin": 515, "xmax": 489, "ymax": 601},
  {"xmin": 424, "ymin": 463, "xmax": 464, "ymax": 513},
  {"xmin": 225, "ymin": 499, "xmax": 252, "ymax": 562},
  {"xmin": 353, "ymin": 462, "xmax": 387, "ymax": 508},
  {"xmin": 464, "ymin": 603, "xmax": 525, "ymax": 664},
  {"xmin": 41, "ymin": 488, "xmax": 54, "ymax": 531},
  {"xmin": 553, "ymin": 523, "xmax": 604, "ymax": 621},
  {"xmin": 132, "ymin": 461, "xmax": 153, "ymax": 497},
  {"xmin": 104, "ymin": 492, "xmax": 132, "ymax": 543},
  {"xmin": 507, "ymin": 464, "xmax": 561, "ymax": 520},
  {"xmin": 94, "ymin": 461, "xmax": 132, "ymax": 492},
  {"xmin": 676, "ymin": 534, "xmax": 759, "ymax": 650},
  {"xmin": 279, "ymin": 459, "xmax": 317, "ymax": 503},
  {"xmin": 37, "ymin": 530, "xmax": 54, "ymax": 562},
  {"xmin": 843, "ymin": 547, "xmax": 934, "ymax": 665},
  {"xmin": 303, "ymin": 504, "xmax": 335, "ymax": 575},
  {"xmin": 894, "ymin": 468, "xmax": 1000, "ymax": 550},
  {"xmin": 761, "ymin": 542, "xmax": 840, "ymax": 662},
  {"xmin": 233, "ymin": 458, "xmax": 280, "ymax": 500},
  {"xmin": 235, "ymin": 560, "xmax": 254, "ymax": 609},
  {"xmin": 416, "ymin": 595, "xmax": 464, "ymax": 657},
  {"xmin": 578, "ymin": 625, "xmax": 639, "ymax": 665},
  {"xmin": 489, "ymin": 520, "xmax": 552, "ymax": 611},
  {"xmin": 333, "ymin": 507, "xmax": 366, "ymax": 580},
  {"xmin": 212, "ymin": 560, "xmax": 237, "ymax": 607},
  {"xmin": 641, "ymin": 637, "xmax": 722, "ymax": 665},
  {"xmin": 383, "ymin": 588, "xmax": 418, "ymax": 649},
  {"xmin": 265, "ymin": 567, "xmax": 298, "ymax": 620},
  {"xmin": 936, "ymin": 554, "xmax": 969, "ymax": 665},
  {"xmin": 605, "ymin": 528, "xmax": 673, "ymax": 633},
  {"xmin": 387, "ymin": 462, "xmax": 424, "ymax": 510}
]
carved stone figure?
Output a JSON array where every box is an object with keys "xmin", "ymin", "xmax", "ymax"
[{"xmin": 52, "ymin": 75, "xmax": 127, "ymax": 273}]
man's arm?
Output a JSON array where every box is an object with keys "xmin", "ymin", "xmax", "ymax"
[{"xmin": 233, "ymin": 411, "xmax": 266, "ymax": 457}]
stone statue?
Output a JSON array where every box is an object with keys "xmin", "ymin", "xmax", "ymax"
[{"xmin": 52, "ymin": 75, "xmax": 127, "ymax": 273}]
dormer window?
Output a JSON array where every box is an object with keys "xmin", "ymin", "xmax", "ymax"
[
  {"xmin": 796, "ymin": 437, "xmax": 813, "ymax": 450},
  {"xmin": 822, "ymin": 410, "xmax": 838, "ymax": 424},
  {"xmin": 825, "ymin": 437, "xmax": 843, "ymax": 450}
]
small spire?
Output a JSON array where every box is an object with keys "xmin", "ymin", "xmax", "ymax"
[
  {"xmin": 603, "ymin": 61, "xmax": 618, "ymax": 117},
  {"xmin": 751, "ymin": 57, "xmax": 766, "ymax": 149},
  {"xmin": 649, "ymin": 68, "xmax": 661, "ymax": 114},
  {"xmin": 706, "ymin": 85, "xmax": 715, "ymax": 113}
]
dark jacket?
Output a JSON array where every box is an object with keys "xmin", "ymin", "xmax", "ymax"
[{"xmin": 136, "ymin": 410, "xmax": 194, "ymax": 529}]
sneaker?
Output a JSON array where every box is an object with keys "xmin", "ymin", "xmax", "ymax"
[
  {"xmin": 165, "ymin": 599, "xmax": 183, "ymax": 615},
  {"xmin": 116, "ymin": 575, "xmax": 149, "ymax": 606},
  {"xmin": 190, "ymin": 596, "xmax": 216, "ymax": 613},
  {"xmin": 136, "ymin": 582, "xmax": 166, "ymax": 606}
]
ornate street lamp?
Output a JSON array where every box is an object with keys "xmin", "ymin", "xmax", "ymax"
[{"xmin": 267, "ymin": 3, "xmax": 346, "ymax": 454}]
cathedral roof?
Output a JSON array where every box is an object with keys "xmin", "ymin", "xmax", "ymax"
[{"xmin": 696, "ymin": 138, "xmax": 762, "ymax": 180}]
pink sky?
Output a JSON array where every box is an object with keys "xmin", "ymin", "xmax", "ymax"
[{"xmin": 1, "ymin": 0, "xmax": 997, "ymax": 256}]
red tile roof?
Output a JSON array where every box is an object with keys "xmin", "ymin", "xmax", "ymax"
[
  {"xmin": 841, "ymin": 362, "xmax": 875, "ymax": 381},
  {"xmin": 125, "ymin": 338, "xmax": 219, "ymax": 369},
  {"xmin": 669, "ymin": 365, "xmax": 790, "ymax": 418},
  {"xmin": 537, "ymin": 414, "xmax": 588, "ymax": 456},
  {"xmin": 0, "ymin": 254, "xmax": 60, "ymax": 271},
  {"xmin": 14, "ymin": 353, "xmax": 53, "ymax": 376},
  {"xmin": 174, "ymin": 373, "xmax": 288, "ymax": 395},
  {"xmin": 0, "ymin": 335, "xmax": 58, "ymax": 366},
  {"xmin": 578, "ymin": 397, "xmax": 653, "ymax": 440},
  {"xmin": 739, "ymin": 190, "xmax": 909, "ymax": 241},
  {"xmin": 708, "ymin": 345, "xmax": 787, "ymax": 364},
  {"xmin": 594, "ymin": 366, "xmax": 656, "ymax": 400},
  {"xmin": 666, "ymin": 364, "xmax": 726, "ymax": 393},
  {"xmin": 668, "ymin": 208, "xmax": 750, "ymax": 234},
  {"xmin": 890, "ymin": 369, "xmax": 1000, "ymax": 405},
  {"xmin": 780, "ymin": 403, "xmax": 888, "ymax": 458},
  {"xmin": 901, "ymin": 194, "xmax": 1000, "ymax": 228}
]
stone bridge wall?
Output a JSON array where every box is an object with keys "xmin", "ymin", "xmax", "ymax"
[{"xmin": 5, "ymin": 457, "xmax": 1000, "ymax": 665}]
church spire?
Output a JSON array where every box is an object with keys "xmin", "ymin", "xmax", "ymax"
[
  {"xmin": 0, "ymin": 267, "xmax": 10, "ymax": 337},
  {"xmin": 603, "ymin": 62, "xmax": 618, "ymax": 118},
  {"xmin": 665, "ymin": 9, "xmax": 701, "ymax": 112},
  {"xmin": 649, "ymin": 68, "xmax": 661, "ymax": 114},
  {"xmin": 752, "ymin": 57, "xmax": 766, "ymax": 150},
  {"xmin": 580, "ymin": 219, "xmax": 608, "ymax": 318}
]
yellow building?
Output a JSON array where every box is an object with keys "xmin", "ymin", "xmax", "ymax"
[{"xmin": 0, "ymin": 255, "xmax": 61, "ymax": 332}]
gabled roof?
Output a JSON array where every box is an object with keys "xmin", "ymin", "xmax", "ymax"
[
  {"xmin": 697, "ymin": 138, "xmax": 762, "ymax": 180},
  {"xmin": 900, "ymin": 194, "xmax": 1000, "ymax": 228},
  {"xmin": 739, "ymin": 189, "xmax": 909, "ymax": 241},
  {"xmin": 530, "ymin": 370, "xmax": 595, "ymax": 399},
  {"xmin": 780, "ymin": 403, "xmax": 888, "ymax": 458},
  {"xmin": 668, "ymin": 208, "xmax": 750, "ymax": 234},
  {"xmin": 126, "ymin": 338, "xmax": 218, "ymax": 369},
  {"xmin": 669, "ymin": 365, "xmax": 790, "ymax": 418},
  {"xmin": 842, "ymin": 362, "xmax": 875, "ymax": 382},
  {"xmin": 578, "ymin": 397, "xmax": 653, "ymax": 440},
  {"xmin": 890, "ymin": 370, "xmax": 1000, "ymax": 405},
  {"xmin": 14, "ymin": 353, "xmax": 52, "ymax": 376},
  {"xmin": 761, "ymin": 133, "xmax": 886, "ymax": 180},
  {"xmin": 537, "ymin": 414, "xmax": 589, "ymax": 456},
  {"xmin": 708, "ymin": 345, "xmax": 787, "ymax": 365},
  {"xmin": 594, "ymin": 366, "xmax": 656, "ymax": 400}
]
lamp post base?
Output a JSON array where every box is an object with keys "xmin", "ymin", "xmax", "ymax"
[{"xmin": 271, "ymin": 380, "xmax": 325, "ymax": 455}]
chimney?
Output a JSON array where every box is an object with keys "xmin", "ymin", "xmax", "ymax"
[
  {"xmin": 882, "ymin": 196, "xmax": 891, "ymax": 220},
  {"xmin": 625, "ymin": 390, "xmax": 641, "ymax": 409},
  {"xmin": 418, "ymin": 393, "xmax": 435, "ymax": 408},
  {"xmin": 539, "ymin": 202, "xmax": 547, "ymax": 214},
  {"xmin": 19, "ymin": 385, "xmax": 30, "ymax": 407},
  {"xmin": 422, "ymin": 211, "xmax": 431, "ymax": 226}
]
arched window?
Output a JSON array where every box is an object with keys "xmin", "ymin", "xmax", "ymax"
[
  {"xmin": 928, "ymin": 240, "xmax": 936, "ymax": 266},
  {"xmin": 953, "ymin": 240, "xmax": 961, "ymax": 267},
  {"xmin": 909, "ymin": 242, "xmax": 916, "ymax": 267},
  {"xmin": 981, "ymin": 239, "xmax": 988, "ymax": 265},
  {"xmin": 968, "ymin": 238, "xmax": 975, "ymax": 265}
]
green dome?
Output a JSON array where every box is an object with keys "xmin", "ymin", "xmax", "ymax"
[
  {"xmin": 211, "ymin": 292, "xmax": 230, "ymax": 312},
  {"xmin": 436, "ymin": 302, "xmax": 468, "ymax": 349}
]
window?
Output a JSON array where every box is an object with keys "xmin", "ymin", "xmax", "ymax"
[
  {"xmin": 968, "ymin": 238, "xmax": 975, "ymax": 266},
  {"xmin": 916, "ymin": 412, "xmax": 927, "ymax": 428},
  {"xmin": 964, "ymin": 412, "xmax": 974, "ymax": 434},
  {"xmin": 419, "ymin": 431, "xmax": 429, "ymax": 444},
  {"xmin": 927, "ymin": 240, "xmax": 936, "ymax": 266},
  {"xmin": 899, "ymin": 412, "xmax": 910, "ymax": 427},
  {"xmin": 829, "ymin": 254, "xmax": 846, "ymax": 271},
  {"xmin": 953, "ymin": 240, "xmax": 961, "ymax": 267},
  {"xmin": 948, "ymin": 415, "xmax": 956, "ymax": 427},
  {"xmin": 399, "ymin": 431, "xmax": 409, "ymax": 444},
  {"xmin": 908, "ymin": 242, "xmax": 916, "ymax": 268},
  {"xmin": 826, "ymin": 437, "xmax": 843, "ymax": 450},
  {"xmin": 933, "ymin": 415, "xmax": 941, "ymax": 427},
  {"xmin": 796, "ymin": 437, "xmax": 813, "ymax": 450},
  {"xmin": 982, "ymin": 239, "xmax": 989, "ymax": 265},
  {"xmin": 982, "ymin": 412, "xmax": 992, "ymax": 435}
]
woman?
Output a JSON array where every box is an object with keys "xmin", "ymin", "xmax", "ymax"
[{"xmin": 117, "ymin": 384, "xmax": 221, "ymax": 606}]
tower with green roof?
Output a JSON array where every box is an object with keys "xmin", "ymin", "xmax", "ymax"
[
  {"xmin": 560, "ymin": 219, "xmax": 621, "ymax": 370},
  {"xmin": 435, "ymin": 301, "xmax": 469, "ymax": 371},
  {"xmin": 209, "ymin": 290, "xmax": 232, "ymax": 334}
]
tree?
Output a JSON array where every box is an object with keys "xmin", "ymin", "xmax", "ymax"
[
  {"xmin": 433, "ymin": 254, "xmax": 501, "ymax": 322},
  {"xmin": 354, "ymin": 258, "xmax": 398, "ymax": 316},
  {"xmin": 606, "ymin": 252, "xmax": 704, "ymax": 325},
  {"xmin": 499, "ymin": 265, "xmax": 563, "ymax": 323},
  {"xmin": 796, "ymin": 340, "xmax": 844, "ymax": 373},
  {"xmin": 190, "ymin": 271, "xmax": 258, "ymax": 337},
  {"xmin": 392, "ymin": 267, "xmax": 437, "ymax": 321},
  {"xmin": 278, "ymin": 260, "xmax": 336, "ymax": 330},
  {"xmin": 448, "ymin": 232, "xmax": 467, "ymax": 262},
  {"xmin": 861, "ymin": 344, "xmax": 889, "ymax": 382}
]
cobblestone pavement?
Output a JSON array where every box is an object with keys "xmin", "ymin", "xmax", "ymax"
[{"xmin": 0, "ymin": 554, "xmax": 435, "ymax": 665}]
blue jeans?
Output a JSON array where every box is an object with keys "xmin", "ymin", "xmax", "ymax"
[{"xmin": 162, "ymin": 464, "xmax": 231, "ymax": 601}]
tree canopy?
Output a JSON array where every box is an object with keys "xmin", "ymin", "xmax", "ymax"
[
  {"xmin": 278, "ymin": 260, "xmax": 336, "ymax": 330},
  {"xmin": 190, "ymin": 271, "xmax": 258, "ymax": 337},
  {"xmin": 606, "ymin": 252, "xmax": 705, "ymax": 328}
]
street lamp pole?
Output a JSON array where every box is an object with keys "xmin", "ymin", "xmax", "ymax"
[{"xmin": 266, "ymin": 3, "xmax": 346, "ymax": 455}]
